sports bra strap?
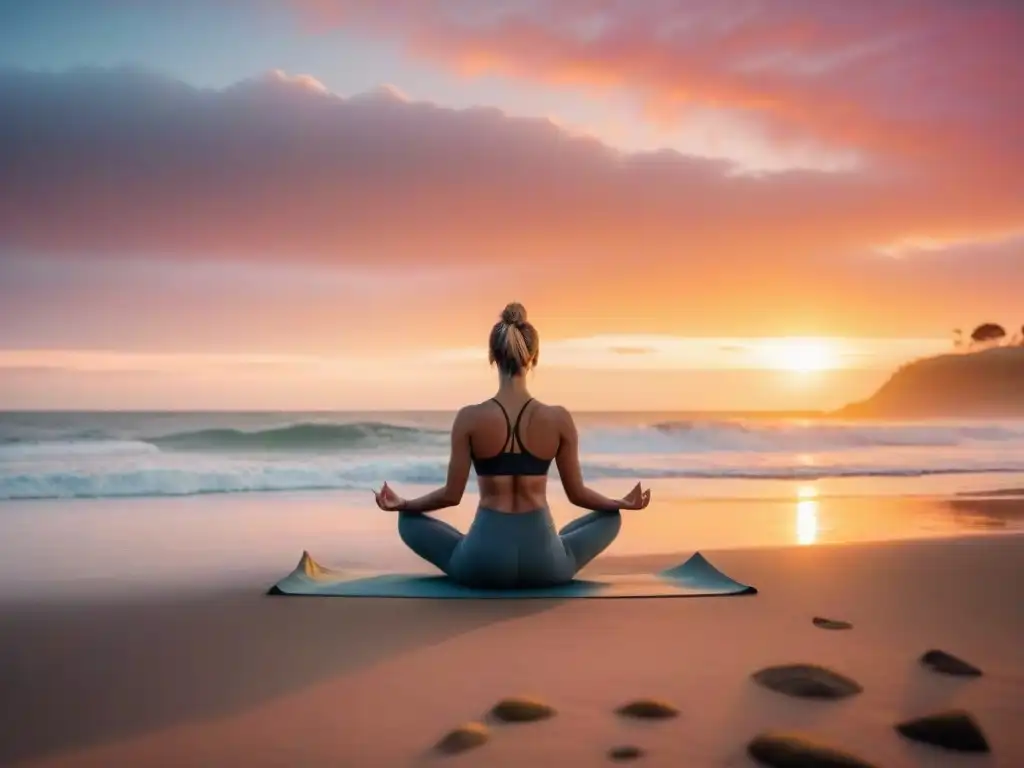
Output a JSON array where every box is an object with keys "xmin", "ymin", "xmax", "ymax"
[
  {"xmin": 490, "ymin": 398, "xmax": 513, "ymax": 450},
  {"xmin": 511, "ymin": 398, "xmax": 534, "ymax": 451}
]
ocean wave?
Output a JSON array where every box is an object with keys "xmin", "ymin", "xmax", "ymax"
[
  {"xmin": 0, "ymin": 428, "xmax": 111, "ymax": 445},
  {"xmin": 4, "ymin": 456, "xmax": 1024, "ymax": 500},
  {"xmin": 0, "ymin": 454, "xmax": 454, "ymax": 500},
  {"xmin": 145, "ymin": 422, "xmax": 446, "ymax": 451},
  {"xmin": 584, "ymin": 420, "xmax": 1024, "ymax": 454},
  {"xmin": 0, "ymin": 466, "xmax": 364, "ymax": 500},
  {"xmin": 5, "ymin": 417, "xmax": 1024, "ymax": 457},
  {"xmin": 4, "ymin": 414, "xmax": 1024, "ymax": 500},
  {"xmin": 0, "ymin": 440, "xmax": 160, "ymax": 460}
]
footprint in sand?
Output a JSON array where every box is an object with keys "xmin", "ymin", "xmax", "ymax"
[
  {"xmin": 895, "ymin": 709, "xmax": 990, "ymax": 753},
  {"xmin": 434, "ymin": 722, "xmax": 489, "ymax": 755},
  {"xmin": 812, "ymin": 616, "xmax": 853, "ymax": 630},
  {"xmin": 489, "ymin": 696, "xmax": 556, "ymax": 723},
  {"xmin": 919, "ymin": 649, "xmax": 983, "ymax": 677},
  {"xmin": 752, "ymin": 663, "xmax": 862, "ymax": 700},
  {"xmin": 615, "ymin": 699, "xmax": 679, "ymax": 719},
  {"xmin": 434, "ymin": 697, "xmax": 555, "ymax": 757},
  {"xmin": 748, "ymin": 732, "xmax": 878, "ymax": 768},
  {"xmin": 608, "ymin": 744, "xmax": 644, "ymax": 761}
]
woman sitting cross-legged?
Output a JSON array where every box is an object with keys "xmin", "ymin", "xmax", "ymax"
[{"xmin": 373, "ymin": 302, "xmax": 651, "ymax": 589}]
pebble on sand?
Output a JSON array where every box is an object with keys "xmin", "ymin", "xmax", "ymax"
[
  {"xmin": 747, "ymin": 732, "xmax": 878, "ymax": 768},
  {"xmin": 752, "ymin": 664, "xmax": 862, "ymax": 700},
  {"xmin": 894, "ymin": 710, "xmax": 990, "ymax": 753},
  {"xmin": 435, "ymin": 722, "xmax": 489, "ymax": 755},
  {"xmin": 608, "ymin": 744, "xmax": 644, "ymax": 761},
  {"xmin": 615, "ymin": 699, "xmax": 679, "ymax": 719},
  {"xmin": 490, "ymin": 696, "xmax": 556, "ymax": 723},
  {"xmin": 920, "ymin": 649, "xmax": 983, "ymax": 677},
  {"xmin": 812, "ymin": 616, "xmax": 853, "ymax": 630}
]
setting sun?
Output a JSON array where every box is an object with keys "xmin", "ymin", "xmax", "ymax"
[{"xmin": 759, "ymin": 338, "xmax": 837, "ymax": 374}]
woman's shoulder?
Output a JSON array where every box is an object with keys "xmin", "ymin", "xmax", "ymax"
[
  {"xmin": 453, "ymin": 401, "xmax": 498, "ymax": 423},
  {"xmin": 530, "ymin": 400, "xmax": 572, "ymax": 424}
]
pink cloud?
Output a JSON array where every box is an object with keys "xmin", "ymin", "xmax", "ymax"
[
  {"xmin": 294, "ymin": 0, "xmax": 1024, "ymax": 183},
  {"xmin": 0, "ymin": 64, "xmax": 1021, "ymax": 342}
]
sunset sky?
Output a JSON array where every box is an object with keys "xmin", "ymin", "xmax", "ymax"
[{"xmin": 1, "ymin": 0, "xmax": 1021, "ymax": 411}]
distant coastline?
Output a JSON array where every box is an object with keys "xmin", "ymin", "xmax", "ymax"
[{"xmin": 833, "ymin": 346, "xmax": 1024, "ymax": 419}]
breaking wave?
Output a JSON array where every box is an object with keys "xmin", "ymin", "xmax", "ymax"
[
  {"xmin": 145, "ymin": 422, "xmax": 445, "ymax": 451},
  {"xmin": 3, "ymin": 415, "xmax": 1024, "ymax": 500}
]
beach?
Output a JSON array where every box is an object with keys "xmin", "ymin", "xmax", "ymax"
[
  {"xmin": 2, "ymin": 412, "xmax": 1024, "ymax": 765},
  {"xmin": 1, "ymin": 491, "xmax": 1023, "ymax": 767}
]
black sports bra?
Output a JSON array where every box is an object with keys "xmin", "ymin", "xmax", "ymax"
[{"xmin": 471, "ymin": 398, "xmax": 554, "ymax": 477}]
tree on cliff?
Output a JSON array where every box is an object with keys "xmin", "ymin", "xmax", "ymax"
[{"xmin": 970, "ymin": 323, "xmax": 1006, "ymax": 347}]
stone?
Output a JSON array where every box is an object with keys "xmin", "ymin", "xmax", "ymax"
[
  {"xmin": 895, "ymin": 710, "xmax": 990, "ymax": 753},
  {"xmin": 608, "ymin": 744, "xmax": 644, "ymax": 761},
  {"xmin": 920, "ymin": 649, "xmax": 982, "ymax": 677},
  {"xmin": 747, "ymin": 732, "xmax": 878, "ymax": 768},
  {"xmin": 490, "ymin": 696, "xmax": 556, "ymax": 723},
  {"xmin": 812, "ymin": 616, "xmax": 853, "ymax": 630},
  {"xmin": 615, "ymin": 699, "xmax": 679, "ymax": 719},
  {"xmin": 435, "ymin": 722, "xmax": 489, "ymax": 755},
  {"xmin": 752, "ymin": 664, "xmax": 862, "ymax": 700}
]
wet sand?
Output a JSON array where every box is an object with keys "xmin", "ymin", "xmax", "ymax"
[{"xmin": 3, "ymin": 484, "xmax": 1023, "ymax": 602}]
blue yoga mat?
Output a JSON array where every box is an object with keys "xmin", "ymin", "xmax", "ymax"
[{"xmin": 267, "ymin": 551, "xmax": 757, "ymax": 599}]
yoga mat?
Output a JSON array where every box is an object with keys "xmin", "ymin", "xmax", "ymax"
[{"xmin": 267, "ymin": 551, "xmax": 757, "ymax": 599}]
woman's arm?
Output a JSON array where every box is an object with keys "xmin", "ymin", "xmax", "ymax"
[
  {"xmin": 554, "ymin": 406, "xmax": 622, "ymax": 512},
  {"xmin": 395, "ymin": 407, "xmax": 474, "ymax": 514}
]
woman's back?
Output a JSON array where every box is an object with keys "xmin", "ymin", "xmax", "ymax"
[{"xmin": 468, "ymin": 396, "xmax": 562, "ymax": 513}]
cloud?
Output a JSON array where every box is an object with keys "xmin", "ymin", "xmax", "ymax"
[
  {"xmin": 262, "ymin": 68, "xmax": 330, "ymax": 94},
  {"xmin": 294, "ymin": 0, "xmax": 1024, "ymax": 181},
  {"xmin": 0, "ymin": 64, "xmax": 1021, "ymax": 341}
]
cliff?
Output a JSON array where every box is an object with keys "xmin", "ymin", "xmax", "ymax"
[{"xmin": 833, "ymin": 346, "xmax": 1024, "ymax": 419}]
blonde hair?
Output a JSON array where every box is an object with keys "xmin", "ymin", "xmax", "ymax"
[{"xmin": 488, "ymin": 302, "xmax": 539, "ymax": 377}]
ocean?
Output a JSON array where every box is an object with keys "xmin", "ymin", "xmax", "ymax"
[
  {"xmin": 3, "ymin": 410, "xmax": 1024, "ymax": 594},
  {"xmin": 3, "ymin": 410, "xmax": 1024, "ymax": 501}
]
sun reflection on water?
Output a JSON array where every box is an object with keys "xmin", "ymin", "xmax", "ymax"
[{"xmin": 796, "ymin": 485, "xmax": 819, "ymax": 545}]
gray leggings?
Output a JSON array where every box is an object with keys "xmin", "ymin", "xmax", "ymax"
[{"xmin": 398, "ymin": 506, "xmax": 621, "ymax": 589}]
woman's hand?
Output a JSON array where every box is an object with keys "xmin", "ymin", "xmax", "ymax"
[
  {"xmin": 374, "ymin": 482, "xmax": 406, "ymax": 511},
  {"xmin": 616, "ymin": 482, "xmax": 651, "ymax": 511}
]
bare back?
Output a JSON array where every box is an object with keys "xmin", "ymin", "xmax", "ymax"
[{"xmin": 468, "ymin": 398, "xmax": 562, "ymax": 513}]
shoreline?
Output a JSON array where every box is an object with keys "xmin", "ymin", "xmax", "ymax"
[
  {"xmin": 3, "ymin": 488, "xmax": 1024, "ymax": 603},
  {"xmin": 5, "ymin": 466, "xmax": 1024, "ymax": 505}
]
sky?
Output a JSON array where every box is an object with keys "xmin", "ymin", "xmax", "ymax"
[{"xmin": 0, "ymin": 0, "xmax": 1022, "ymax": 411}]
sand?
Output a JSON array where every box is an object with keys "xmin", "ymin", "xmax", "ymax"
[{"xmin": 1, "ymin": 533, "xmax": 1022, "ymax": 767}]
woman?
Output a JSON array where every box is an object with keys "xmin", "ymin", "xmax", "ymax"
[{"xmin": 374, "ymin": 302, "xmax": 651, "ymax": 589}]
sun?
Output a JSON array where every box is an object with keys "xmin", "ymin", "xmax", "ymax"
[
  {"xmin": 761, "ymin": 338, "xmax": 836, "ymax": 373},
  {"xmin": 796, "ymin": 485, "xmax": 819, "ymax": 499}
]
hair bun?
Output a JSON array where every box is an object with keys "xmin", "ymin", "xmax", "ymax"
[{"xmin": 501, "ymin": 302, "xmax": 527, "ymax": 326}]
